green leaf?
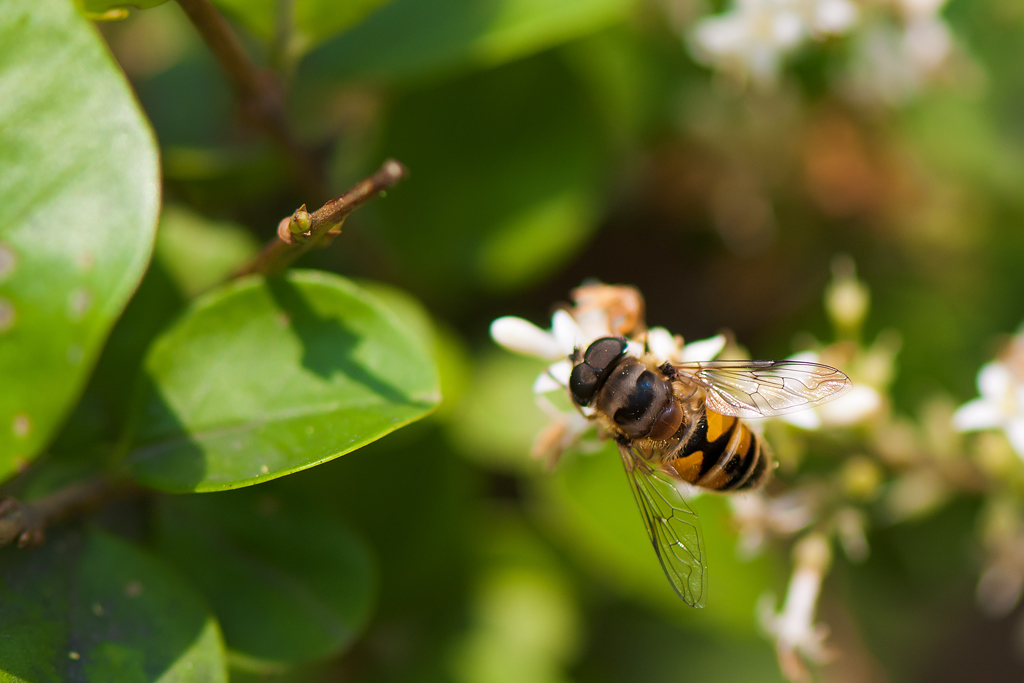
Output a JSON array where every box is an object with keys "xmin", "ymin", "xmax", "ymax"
[
  {"xmin": 0, "ymin": 529, "xmax": 227, "ymax": 682},
  {"xmin": 124, "ymin": 270, "xmax": 441, "ymax": 492},
  {"xmin": 154, "ymin": 486, "xmax": 375, "ymax": 665},
  {"xmin": 42, "ymin": 207, "xmax": 258, "ymax": 464},
  {"xmin": 358, "ymin": 280, "xmax": 473, "ymax": 422},
  {"xmin": 274, "ymin": 424, "xmax": 479, "ymax": 616},
  {"xmin": 79, "ymin": 0, "xmax": 168, "ymax": 14},
  {"xmin": 212, "ymin": 0, "xmax": 392, "ymax": 58},
  {"xmin": 303, "ymin": 0, "xmax": 634, "ymax": 84},
  {"xmin": 365, "ymin": 54, "xmax": 607, "ymax": 302},
  {"xmin": 0, "ymin": 0, "xmax": 159, "ymax": 477}
]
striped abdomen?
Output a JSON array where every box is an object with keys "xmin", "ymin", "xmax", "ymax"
[{"xmin": 663, "ymin": 405, "xmax": 769, "ymax": 491}]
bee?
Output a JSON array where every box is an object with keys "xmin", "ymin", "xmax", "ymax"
[{"xmin": 568, "ymin": 336, "xmax": 851, "ymax": 608}]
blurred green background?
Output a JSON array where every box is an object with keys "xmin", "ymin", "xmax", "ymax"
[{"xmin": 16, "ymin": 0, "xmax": 1024, "ymax": 680}]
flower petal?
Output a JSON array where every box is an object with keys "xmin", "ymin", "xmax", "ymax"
[
  {"xmin": 647, "ymin": 327, "xmax": 680, "ymax": 362},
  {"xmin": 781, "ymin": 409, "xmax": 822, "ymax": 430},
  {"xmin": 681, "ymin": 334, "xmax": 726, "ymax": 363},
  {"xmin": 551, "ymin": 309, "xmax": 586, "ymax": 356},
  {"xmin": 978, "ymin": 362, "xmax": 1012, "ymax": 401},
  {"xmin": 490, "ymin": 316, "xmax": 563, "ymax": 360},
  {"xmin": 626, "ymin": 340, "xmax": 646, "ymax": 358},
  {"xmin": 952, "ymin": 399, "xmax": 1003, "ymax": 432},
  {"xmin": 1005, "ymin": 418, "xmax": 1024, "ymax": 460},
  {"xmin": 787, "ymin": 350, "xmax": 819, "ymax": 364},
  {"xmin": 693, "ymin": 15, "xmax": 748, "ymax": 57},
  {"xmin": 574, "ymin": 308, "xmax": 613, "ymax": 343},
  {"xmin": 547, "ymin": 360, "xmax": 572, "ymax": 389},
  {"xmin": 814, "ymin": 0, "xmax": 858, "ymax": 34},
  {"xmin": 819, "ymin": 385, "xmax": 882, "ymax": 426},
  {"xmin": 533, "ymin": 372, "xmax": 564, "ymax": 394}
]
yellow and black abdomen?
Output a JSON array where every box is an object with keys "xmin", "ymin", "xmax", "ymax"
[{"xmin": 663, "ymin": 405, "xmax": 769, "ymax": 491}]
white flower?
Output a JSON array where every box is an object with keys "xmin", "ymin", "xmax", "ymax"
[
  {"xmin": 689, "ymin": 0, "xmax": 858, "ymax": 86},
  {"xmin": 491, "ymin": 309, "xmax": 604, "ymax": 400},
  {"xmin": 812, "ymin": 0, "xmax": 858, "ymax": 33},
  {"xmin": 833, "ymin": 507, "xmax": 869, "ymax": 562},
  {"xmin": 976, "ymin": 500, "xmax": 1024, "ymax": 617},
  {"xmin": 842, "ymin": 0, "xmax": 954, "ymax": 106},
  {"xmin": 491, "ymin": 314, "xmax": 726, "ymax": 399},
  {"xmin": 531, "ymin": 394, "xmax": 598, "ymax": 467},
  {"xmin": 779, "ymin": 351, "xmax": 882, "ymax": 430},
  {"xmin": 730, "ymin": 490, "xmax": 817, "ymax": 557},
  {"xmin": 760, "ymin": 534, "xmax": 834, "ymax": 682},
  {"xmin": 490, "ymin": 283, "xmax": 727, "ymax": 464},
  {"xmin": 954, "ymin": 360, "xmax": 1024, "ymax": 459},
  {"xmin": 490, "ymin": 310, "xmax": 584, "ymax": 362}
]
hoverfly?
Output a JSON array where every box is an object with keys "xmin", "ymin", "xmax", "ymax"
[{"xmin": 568, "ymin": 336, "xmax": 851, "ymax": 607}]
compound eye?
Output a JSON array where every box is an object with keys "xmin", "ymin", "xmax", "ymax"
[
  {"xmin": 583, "ymin": 337, "xmax": 628, "ymax": 373},
  {"xmin": 569, "ymin": 363, "xmax": 599, "ymax": 405}
]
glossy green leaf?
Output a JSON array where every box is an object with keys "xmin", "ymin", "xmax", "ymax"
[
  {"xmin": 154, "ymin": 486, "xmax": 375, "ymax": 665},
  {"xmin": 124, "ymin": 270, "xmax": 441, "ymax": 492},
  {"xmin": 366, "ymin": 54, "xmax": 607, "ymax": 302},
  {"xmin": 42, "ymin": 207, "xmax": 258, "ymax": 466},
  {"xmin": 303, "ymin": 0, "xmax": 634, "ymax": 84},
  {"xmin": 358, "ymin": 280, "xmax": 472, "ymax": 421},
  {"xmin": 0, "ymin": 529, "xmax": 226, "ymax": 682},
  {"xmin": 212, "ymin": 0, "xmax": 392, "ymax": 58},
  {"xmin": 0, "ymin": 0, "xmax": 159, "ymax": 477}
]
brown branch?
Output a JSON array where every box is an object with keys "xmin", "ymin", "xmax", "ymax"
[
  {"xmin": 0, "ymin": 477, "xmax": 140, "ymax": 549},
  {"xmin": 174, "ymin": 0, "xmax": 326, "ymax": 199},
  {"xmin": 238, "ymin": 158, "xmax": 408, "ymax": 276}
]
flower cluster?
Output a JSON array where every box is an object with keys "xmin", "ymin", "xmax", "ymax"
[
  {"xmin": 489, "ymin": 265, "xmax": 1024, "ymax": 683},
  {"xmin": 689, "ymin": 0, "xmax": 859, "ymax": 87},
  {"xmin": 489, "ymin": 283, "xmax": 727, "ymax": 467},
  {"xmin": 953, "ymin": 329, "xmax": 1024, "ymax": 460},
  {"xmin": 953, "ymin": 329, "xmax": 1024, "ymax": 624},
  {"xmin": 778, "ymin": 257, "xmax": 888, "ymax": 432},
  {"xmin": 490, "ymin": 274, "xmax": 884, "ymax": 681},
  {"xmin": 683, "ymin": 0, "xmax": 958, "ymax": 101},
  {"xmin": 759, "ymin": 534, "xmax": 834, "ymax": 682},
  {"xmin": 843, "ymin": 0, "xmax": 955, "ymax": 105}
]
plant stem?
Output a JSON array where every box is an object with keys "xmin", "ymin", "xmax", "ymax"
[
  {"xmin": 238, "ymin": 158, "xmax": 408, "ymax": 276},
  {"xmin": 0, "ymin": 477, "xmax": 140, "ymax": 549},
  {"xmin": 174, "ymin": 0, "xmax": 326, "ymax": 198}
]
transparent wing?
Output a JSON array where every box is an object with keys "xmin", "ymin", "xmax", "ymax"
[
  {"xmin": 673, "ymin": 360, "xmax": 852, "ymax": 419},
  {"xmin": 619, "ymin": 443, "xmax": 707, "ymax": 608}
]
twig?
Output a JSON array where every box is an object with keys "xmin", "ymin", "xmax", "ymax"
[
  {"xmin": 0, "ymin": 477, "xmax": 140, "ymax": 549},
  {"xmin": 238, "ymin": 158, "xmax": 408, "ymax": 276},
  {"xmin": 174, "ymin": 0, "xmax": 326, "ymax": 198}
]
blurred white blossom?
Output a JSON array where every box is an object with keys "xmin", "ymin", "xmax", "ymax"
[
  {"xmin": 832, "ymin": 507, "xmax": 870, "ymax": 562},
  {"xmin": 689, "ymin": 0, "xmax": 859, "ymax": 86},
  {"xmin": 780, "ymin": 351, "xmax": 883, "ymax": 430},
  {"xmin": 760, "ymin": 533, "xmax": 835, "ymax": 682},
  {"xmin": 730, "ymin": 489, "xmax": 818, "ymax": 557},
  {"xmin": 825, "ymin": 255, "xmax": 870, "ymax": 336},
  {"xmin": 843, "ymin": 0, "xmax": 954, "ymax": 105},
  {"xmin": 953, "ymin": 331, "xmax": 1024, "ymax": 459}
]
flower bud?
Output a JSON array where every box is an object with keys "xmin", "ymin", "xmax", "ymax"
[
  {"xmin": 825, "ymin": 255, "xmax": 869, "ymax": 336},
  {"xmin": 288, "ymin": 205, "xmax": 312, "ymax": 235},
  {"xmin": 841, "ymin": 456, "xmax": 882, "ymax": 501}
]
